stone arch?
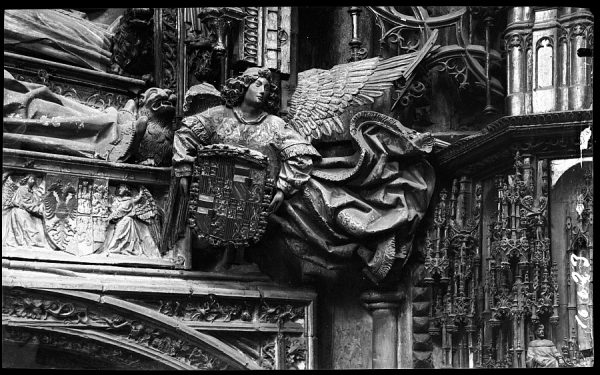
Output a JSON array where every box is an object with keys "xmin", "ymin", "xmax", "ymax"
[{"xmin": 3, "ymin": 287, "xmax": 263, "ymax": 370}]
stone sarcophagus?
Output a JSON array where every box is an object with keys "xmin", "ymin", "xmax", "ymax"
[{"xmin": 188, "ymin": 144, "xmax": 274, "ymax": 248}]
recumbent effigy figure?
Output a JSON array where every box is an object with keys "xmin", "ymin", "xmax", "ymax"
[
  {"xmin": 172, "ymin": 47, "xmax": 436, "ymax": 283},
  {"xmin": 3, "ymin": 70, "xmax": 176, "ymax": 165},
  {"xmin": 172, "ymin": 67, "xmax": 319, "ymax": 271}
]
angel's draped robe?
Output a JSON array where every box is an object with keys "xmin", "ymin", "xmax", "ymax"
[
  {"xmin": 259, "ymin": 112, "xmax": 435, "ymax": 283},
  {"xmin": 2, "ymin": 184, "xmax": 47, "ymax": 249},
  {"xmin": 103, "ymin": 196, "xmax": 161, "ymax": 258},
  {"xmin": 173, "ymin": 105, "xmax": 319, "ymax": 196}
]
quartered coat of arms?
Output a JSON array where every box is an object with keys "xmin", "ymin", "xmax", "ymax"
[{"xmin": 187, "ymin": 144, "xmax": 274, "ymax": 247}]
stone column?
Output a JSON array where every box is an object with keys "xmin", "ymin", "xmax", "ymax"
[{"xmin": 361, "ymin": 290, "xmax": 405, "ymax": 369}]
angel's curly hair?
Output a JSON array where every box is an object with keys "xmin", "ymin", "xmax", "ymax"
[
  {"xmin": 221, "ymin": 68, "xmax": 279, "ymax": 114},
  {"xmin": 115, "ymin": 184, "xmax": 132, "ymax": 197},
  {"xmin": 19, "ymin": 174, "xmax": 36, "ymax": 186}
]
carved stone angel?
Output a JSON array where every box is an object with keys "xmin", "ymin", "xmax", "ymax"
[
  {"xmin": 101, "ymin": 184, "xmax": 162, "ymax": 258},
  {"xmin": 170, "ymin": 32, "xmax": 438, "ymax": 283},
  {"xmin": 253, "ymin": 31, "xmax": 440, "ymax": 284},
  {"xmin": 2, "ymin": 173, "xmax": 47, "ymax": 249}
]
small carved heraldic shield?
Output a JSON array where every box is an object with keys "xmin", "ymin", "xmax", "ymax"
[{"xmin": 188, "ymin": 144, "xmax": 274, "ymax": 248}]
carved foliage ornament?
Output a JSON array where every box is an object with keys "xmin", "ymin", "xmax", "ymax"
[
  {"xmin": 3, "ymin": 290, "xmax": 231, "ymax": 370},
  {"xmin": 484, "ymin": 152, "xmax": 560, "ymax": 368},
  {"xmin": 156, "ymin": 295, "xmax": 305, "ymax": 326}
]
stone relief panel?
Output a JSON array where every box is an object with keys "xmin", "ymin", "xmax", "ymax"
[{"xmin": 2, "ymin": 169, "xmax": 182, "ymax": 268}]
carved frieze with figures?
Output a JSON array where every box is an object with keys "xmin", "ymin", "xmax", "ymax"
[{"xmin": 1, "ymin": 166, "xmax": 183, "ymax": 268}]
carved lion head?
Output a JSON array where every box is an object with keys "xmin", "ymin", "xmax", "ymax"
[{"xmin": 138, "ymin": 87, "xmax": 177, "ymax": 121}]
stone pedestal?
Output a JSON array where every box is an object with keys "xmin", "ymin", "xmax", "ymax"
[{"xmin": 360, "ymin": 290, "xmax": 405, "ymax": 369}]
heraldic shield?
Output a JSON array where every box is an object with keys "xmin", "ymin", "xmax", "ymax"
[{"xmin": 188, "ymin": 144, "xmax": 275, "ymax": 248}]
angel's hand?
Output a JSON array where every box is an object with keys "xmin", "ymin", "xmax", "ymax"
[
  {"xmin": 133, "ymin": 190, "xmax": 144, "ymax": 202},
  {"xmin": 267, "ymin": 189, "xmax": 285, "ymax": 215}
]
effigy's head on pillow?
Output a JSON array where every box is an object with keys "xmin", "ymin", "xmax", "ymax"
[{"xmin": 221, "ymin": 67, "xmax": 279, "ymax": 114}]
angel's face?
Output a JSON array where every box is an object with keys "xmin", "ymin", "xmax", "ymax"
[{"xmin": 244, "ymin": 77, "xmax": 270, "ymax": 108}]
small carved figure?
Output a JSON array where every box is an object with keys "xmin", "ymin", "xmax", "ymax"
[
  {"xmin": 526, "ymin": 324, "xmax": 566, "ymax": 368},
  {"xmin": 101, "ymin": 185, "xmax": 162, "ymax": 258},
  {"xmin": 131, "ymin": 87, "xmax": 177, "ymax": 166},
  {"xmin": 2, "ymin": 173, "xmax": 47, "ymax": 249}
]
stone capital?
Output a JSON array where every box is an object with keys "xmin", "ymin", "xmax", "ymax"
[{"xmin": 360, "ymin": 290, "xmax": 405, "ymax": 311}]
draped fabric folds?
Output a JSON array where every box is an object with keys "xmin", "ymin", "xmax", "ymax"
[
  {"xmin": 3, "ymin": 70, "xmax": 136, "ymax": 161},
  {"xmin": 267, "ymin": 111, "xmax": 435, "ymax": 283},
  {"xmin": 4, "ymin": 9, "xmax": 115, "ymax": 72}
]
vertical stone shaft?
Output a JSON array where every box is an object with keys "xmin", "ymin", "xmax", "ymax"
[{"xmin": 361, "ymin": 291, "xmax": 404, "ymax": 368}]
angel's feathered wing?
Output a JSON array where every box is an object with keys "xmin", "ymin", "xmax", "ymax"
[
  {"xmin": 288, "ymin": 29, "xmax": 439, "ymax": 141},
  {"xmin": 2, "ymin": 174, "xmax": 19, "ymax": 210},
  {"xmin": 183, "ymin": 82, "xmax": 222, "ymax": 116}
]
